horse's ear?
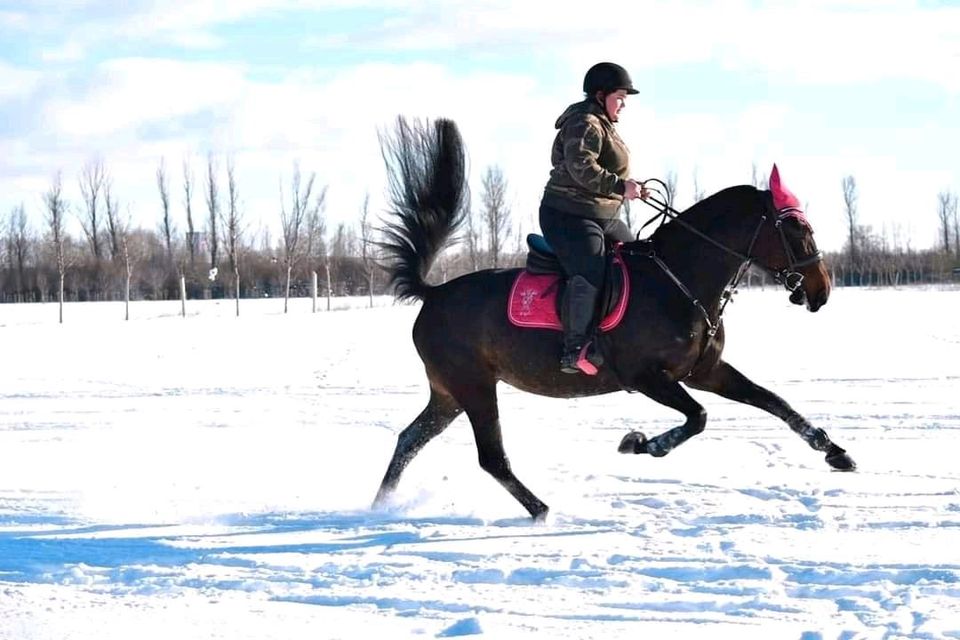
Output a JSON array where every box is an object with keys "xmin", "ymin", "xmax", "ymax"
[{"xmin": 769, "ymin": 163, "xmax": 800, "ymax": 210}]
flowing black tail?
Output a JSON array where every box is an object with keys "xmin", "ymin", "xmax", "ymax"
[{"xmin": 377, "ymin": 117, "xmax": 469, "ymax": 302}]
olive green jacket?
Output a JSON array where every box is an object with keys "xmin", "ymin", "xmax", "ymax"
[{"xmin": 541, "ymin": 99, "xmax": 630, "ymax": 219}]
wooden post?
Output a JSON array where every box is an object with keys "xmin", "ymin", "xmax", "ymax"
[
  {"xmin": 234, "ymin": 268, "xmax": 240, "ymax": 318},
  {"xmin": 284, "ymin": 265, "xmax": 291, "ymax": 314},
  {"xmin": 325, "ymin": 262, "xmax": 332, "ymax": 311},
  {"xmin": 124, "ymin": 240, "xmax": 131, "ymax": 321},
  {"xmin": 180, "ymin": 275, "xmax": 187, "ymax": 318}
]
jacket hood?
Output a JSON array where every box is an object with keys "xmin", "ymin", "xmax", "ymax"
[{"xmin": 554, "ymin": 99, "xmax": 608, "ymax": 129}]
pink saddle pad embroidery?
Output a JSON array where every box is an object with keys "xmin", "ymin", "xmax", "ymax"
[{"xmin": 507, "ymin": 258, "xmax": 630, "ymax": 332}]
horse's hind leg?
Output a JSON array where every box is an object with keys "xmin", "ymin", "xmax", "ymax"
[
  {"xmin": 685, "ymin": 359, "xmax": 855, "ymax": 470},
  {"xmin": 373, "ymin": 389, "xmax": 463, "ymax": 507},
  {"xmin": 456, "ymin": 381, "xmax": 549, "ymax": 521}
]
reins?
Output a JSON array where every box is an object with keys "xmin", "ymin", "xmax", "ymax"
[
  {"xmin": 620, "ymin": 180, "xmax": 822, "ymax": 338},
  {"xmin": 635, "ymin": 180, "xmax": 761, "ymax": 267}
]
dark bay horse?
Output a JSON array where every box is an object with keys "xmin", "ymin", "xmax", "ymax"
[{"xmin": 373, "ymin": 117, "xmax": 855, "ymax": 520}]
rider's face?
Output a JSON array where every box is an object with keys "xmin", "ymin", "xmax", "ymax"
[{"xmin": 604, "ymin": 90, "xmax": 628, "ymax": 122}]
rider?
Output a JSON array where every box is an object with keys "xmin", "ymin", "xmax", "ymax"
[{"xmin": 540, "ymin": 61, "xmax": 646, "ymax": 374}]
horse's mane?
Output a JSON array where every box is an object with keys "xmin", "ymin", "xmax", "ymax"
[{"xmin": 647, "ymin": 185, "xmax": 764, "ymax": 245}]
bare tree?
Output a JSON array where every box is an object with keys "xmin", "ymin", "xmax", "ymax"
[
  {"xmin": 104, "ymin": 174, "xmax": 121, "ymax": 262},
  {"xmin": 359, "ymin": 194, "xmax": 377, "ymax": 308},
  {"xmin": 157, "ymin": 159, "xmax": 174, "ymax": 262},
  {"xmin": 183, "ymin": 158, "xmax": 196, "ymax": 266},
  {"xmin": 842, "ymin": 175, "xmax": 859, "ymax": 275},
  {"xmin": 78, "ymin": 159, "xmax": 105, "ymax": 262},
  {"xmin": 117, "ymin": 214, "xmax": 133, "ymax": 320},
  {"xmin": 204, "ymin": 153, "xmax": 220, "ymax": 272},
  {"xmin": 952, "ymin": 195, "xmax": 960, "ymax": 259},
  {"xmin": 936, "ymin": 191, "xmax": 956, "ymax": 255},
  {"xmin": 221, "ymin": 158, "xmax": 243, "ymax": 316},
  {"xmin": 463, "ymin": 206, "xmax": 481, "ymax": 272},
  {"xmin": 6, "ymin": 205, "xmax": 30, "ymax": 301},
  {"xmin": 663, "ymin": 169, "xmax": 678, "ymax": 209},
  {"xmin": 512, "ymin": 216, "xmax": 528, "ymax": 266},
  {"xmin": 304, "ymin": 200, "xmax": 327, "ymax": 311},
  {"xmin": 323, "ymin": 232, "xmax": 334, "ymax": 309},
  {"xmin": 44, "ymin": 173, "xmax": 67, "ymax": 323},
  {"xmin": 280, "ymin": 163, "xmax": 326, "ymax": 313},
  {"xmin": 480, "ymin": 165, "xmax": 510, "ymax": 268},
  {"xmin": 329, "ymin": 222, "xmax": 357, "ymax": 298},
  {"xmin": 750, "ymin": 162, "xmax": 769, "ymax": 190},
  {"xmin": 692, "ymin": 167, "xmax": 705, "ymax": 203},
  {"xmin": 304, "ymin": 200, "xmax": 326, "ymax": 264}
]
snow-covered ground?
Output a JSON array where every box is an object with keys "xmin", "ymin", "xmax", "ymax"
[{"xmin": 1, "ymin": 287, "xmax": 958, "ymax": 639}]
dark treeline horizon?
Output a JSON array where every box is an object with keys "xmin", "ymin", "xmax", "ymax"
[{"xmin": 2, "ymin": 160, "xmax": 959, "ymax": 306}]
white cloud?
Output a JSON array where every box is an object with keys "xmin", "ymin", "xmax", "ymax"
[
  {"xmin": 16, "ymin": 1, "xmax": 960, "ymax": 94},
  {"xmin": 0, "ymin": 62, "xmax": 41, "ymax": 101},
  {"xmin": 719, "ymin": 4, "xmax": 960, "ymax": 92},
  {"xmin": 219, "ymin": 61, "xmax": 561, "ymax": 238},
  {"xmin": 0, "ymin": 10, "xmax": 29, "ymax": 30},
  {"xmin": 323, "ymin": 1, "xmax": 960, "ymax": 94},
  {"xmin": 1, "ymin": 1, "xmax": 957, "ymax": 254},
  {"xmin": 5, "ymin": 57, "xmax": 559, "ymax": 244},
  {"xmin": 43, "ymin": 58, "xmax": 248, "ymax": 138},
  {"xmin": 39, "ymin": 39, "xmax": 88, "ymax": 63},
  {"xmin": 164, "ymin": 30, "xmax": 225, "ymax": 50}
]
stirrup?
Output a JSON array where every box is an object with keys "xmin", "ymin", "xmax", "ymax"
[{"xmin": 560, "ymin": 342, "xmax": 603, "ymax": 376}]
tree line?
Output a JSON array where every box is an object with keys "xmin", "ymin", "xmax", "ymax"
[
  {"xmin": 835, "ymin": 175, "xmax": 960, "ymax": 286},
  {"xmin": 0, "ymin": 158, "xmax": 526, "ymax": 317},
  {"xmin": 2, "ymin": 158, "xmax": 959, "ymax": 318}
]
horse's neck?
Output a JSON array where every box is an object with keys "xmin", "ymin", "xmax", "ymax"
[
  {"xmin": 654, "ymin": 188, "xmax": 761, "ymax": 308},
  {"xmin": 658, "ymin": 240, "xmax": 741, "ymax": 309}
]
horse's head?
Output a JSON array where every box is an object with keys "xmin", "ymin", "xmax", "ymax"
[{"xmin": 753, "ymin": 165, "xmax": 831, "ymax": 312}]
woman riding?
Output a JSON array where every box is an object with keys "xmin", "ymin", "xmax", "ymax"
[{"xmin": 540, "ymin": 61, "xmax": 646, "ymax": 374}]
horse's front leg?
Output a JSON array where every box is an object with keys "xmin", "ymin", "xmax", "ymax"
[
  {"xmin": 617, "ymin": 371, "xmax": 707, "ymax": 457},
  {"xmin": 685, "ymin": 359, "xmax": 855, "ymax": 471}
]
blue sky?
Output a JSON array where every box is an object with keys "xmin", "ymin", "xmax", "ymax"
[{"xmin": 1, "ymin": 0, "xmax": 958, "ymax": 252}]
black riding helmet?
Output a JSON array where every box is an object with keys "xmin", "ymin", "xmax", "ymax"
[{"xmin": 583, "ymin": 62, "xmax": 639, "ymax": 96}]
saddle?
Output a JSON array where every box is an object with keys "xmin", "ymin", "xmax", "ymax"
[{"xmin": 508, "ymin": 234, "xmax": 629, "ymax": 332}]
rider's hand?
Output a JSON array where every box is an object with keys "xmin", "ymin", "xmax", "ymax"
[
  {"xmin": 640, "ymin": 183, "xmax": 650, "ymax": 200},
  {"xmin": 622, "ymin": 179, "xmax": 642, "ymax": 200}
]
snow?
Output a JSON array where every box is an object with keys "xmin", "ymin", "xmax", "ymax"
[{"xmin": 1, "ymin": 287, "xmax": 959, "ymax": 639}]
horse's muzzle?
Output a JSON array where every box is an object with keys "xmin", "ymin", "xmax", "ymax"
[
  {"xmin": 790, "ymin": 288, "xmax": 806, "ymax": 306},
  {"xmin": 804, "ymin": 287, "xmax": 829, "ymax": 312}
]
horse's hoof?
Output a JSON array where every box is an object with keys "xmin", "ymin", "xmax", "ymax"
[
  {"xmin": 826, "ymin": 451, "xmax": 856, "ymax": 471},
  {"xmin": 372, "ymin": 487, "xmax": 393, "ymax": 509},
  {"xmin": 532, "ymin": 507, "xmax": 550, "ymax": 523},
  {"xmin": 618, "ymin": 431, "xmax": 648, "ymax": 455}
]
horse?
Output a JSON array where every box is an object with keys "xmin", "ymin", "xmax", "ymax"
[{"xmin": 372, "ymin": 117, "xmax": 855, "ymax": 520}]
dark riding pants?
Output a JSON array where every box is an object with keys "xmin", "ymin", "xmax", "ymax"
[{"xmin": 539, "ymin": 204, "xmax": 633, "ymax": 287}]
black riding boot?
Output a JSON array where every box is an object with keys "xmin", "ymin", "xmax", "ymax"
[{"xmin": 560, "ymin": 275, "xmax": 603, "ymax": 374}]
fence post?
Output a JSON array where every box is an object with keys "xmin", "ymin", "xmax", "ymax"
[{"xmin": 180, "ymin": 275, "xmax": 187, "ymax": 318}]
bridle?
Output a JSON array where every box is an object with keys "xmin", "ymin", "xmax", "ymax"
[
  {"xmin": 772, "ymin": 205, "xmax": 824, "ymax": 292},
  {"xmin": 622, "ymin": 180, "xmax": 823, "ymax": 336}
]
